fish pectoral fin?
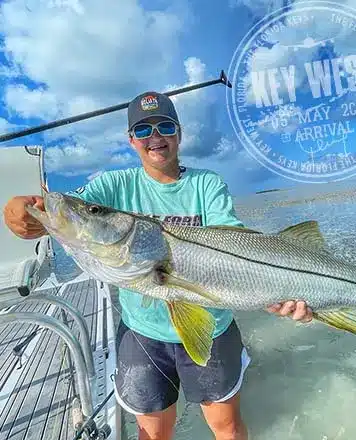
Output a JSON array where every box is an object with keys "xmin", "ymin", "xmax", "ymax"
[
  {"xmin": 313, "ymin": 309, "xmax": 356, "ymax": 334},
  {"xmin": 278, "ymin": 221, "xmax": 326, "ymax": 250},
  {"xmin": 167, "ymin": 301, "xmax": 215, "ymax": 366},
  {"xmin": 141, "ymin": 296, "xmax": 154, "ymax": 308},
  {"xmin": 141, "ymin": 296, "xmax": 160, "ymax": 309},
  {"xmin": 162, "ymin": 273, "xmax": 221, "ymax": 304}
]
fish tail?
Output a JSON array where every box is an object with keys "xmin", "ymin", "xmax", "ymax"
[{"xmin": 313, "ymin": 309, "xmax": 356, "ymax": 334}]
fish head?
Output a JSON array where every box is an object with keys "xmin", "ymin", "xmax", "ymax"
[
  {"xmin": 27, "ymin": 192, "xmax": 168, "ymax": 277},
  {"xmin": 46, "ymin": 192, "xmax": 134, "ymax": 244},
  {"xmin": 27, "ymin": 192, "xmax": 136, "ymax": 259}
]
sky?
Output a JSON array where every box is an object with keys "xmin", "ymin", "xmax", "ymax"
[{"xmin": 1, "ymin": 0, "xmax": 356, "ymax": 196}]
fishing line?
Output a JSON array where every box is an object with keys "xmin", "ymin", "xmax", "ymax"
[{"xmin": 109, "ymin": 298, "xmax": 180, "ymax": 394}]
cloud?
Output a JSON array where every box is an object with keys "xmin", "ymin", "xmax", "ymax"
[
  {"xmin": 0, "ymin": 0, "xmax": 187, "ymax": 115},
  {"xmin": 181, "ymin": 133, "xmax": 273, "ymax": 195},
  {"xmin": 0, "ymin": 0, "xmax": 189, "ymax": 175},
  {"xmin": 166, "ymin": 57, "xmax": 226, "ymax": 158},
  {"xmin": 67, "ymin": 95, "xmax": 98, "ymax": 117},
  {"xmin": 5, "ymin": 84, "xmax": 61, "ymax": 119},
  {"xmin": 44, "ymin": 139, "xmax": 138, "ymax": 176},
  {"xmin": 1, "ymin": 0, "xmax": 184, "ymax": 100},
  {"xmin": 0, "ymin": 1, "xmax": 245, "ymax": 181},
  {"xmin": 0, "ymin": 117, "xmax": 16, "ymax": 132}
]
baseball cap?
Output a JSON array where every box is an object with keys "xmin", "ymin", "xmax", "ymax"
[{"xmin": 127, "ymin": 91, "xmax": 180, "ymax": 131}]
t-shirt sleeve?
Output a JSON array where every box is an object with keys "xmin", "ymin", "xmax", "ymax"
[
  {"xmin": 66, "ymin": 172, "xmax": 115, "ymax": 206},
  {"xmin": 204, "ymin": 172, "xmax": 244, "ymax": 227}
]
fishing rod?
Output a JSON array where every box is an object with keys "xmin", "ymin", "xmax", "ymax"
[{"xmin": 0, "ymin": 70, "xmax": 232, "ymax": 143}]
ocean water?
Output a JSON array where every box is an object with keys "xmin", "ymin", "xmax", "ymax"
[{"xmin": 53, "ymin": 182, "xmax": 356, "ymax": 440}]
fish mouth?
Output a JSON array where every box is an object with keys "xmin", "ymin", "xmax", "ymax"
[
  {"xmin": 25, "ymin": 204, "xmax": 51, "ymax": 228},
  {"xmin": 24, "ymin": 192, "xmax": 63, "ymax": 228},
  {"xmin": 29, "ymin": 192, "xmax": 80, "ymax": 242},
  {"xmin": 44, "ymin": 192, "xmax": 65, "ymax": 215}
]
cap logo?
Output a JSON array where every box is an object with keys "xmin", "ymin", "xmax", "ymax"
[{"xmin": 141, "ymin": 95, "xmax": 158, "ymax": 111}]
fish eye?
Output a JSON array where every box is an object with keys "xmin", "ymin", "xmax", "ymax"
[{"xmin": 87, "ymin": 205, "xmax": 102, "ymax": 215}]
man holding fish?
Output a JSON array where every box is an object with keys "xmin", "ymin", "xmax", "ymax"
[{"xmin": 4, "ymin": 92, "xmax": 313, "ymax": 440}]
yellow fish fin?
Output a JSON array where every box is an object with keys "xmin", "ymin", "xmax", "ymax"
[
  {"xmin": 167, "ymin": 301, "xmax": 215, "ymax": 366},
  {"xmin": 313, "ymin": 309, "xmax": 356, "ymax": 334},
  {"xmin": 278, "ymin": 221, "xmax": 326, "ymax": 250},
  {"xmin": 163, "ymin": 272, "xmax": 221, "ymax": 304}
]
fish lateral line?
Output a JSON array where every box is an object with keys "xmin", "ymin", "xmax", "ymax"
[{"xmin": 162, "ymin": 228, "xmax": 356, "ymax": 286}]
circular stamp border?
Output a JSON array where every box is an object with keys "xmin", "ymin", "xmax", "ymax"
[{"xmin": 226, "ymin": 0, "xmax": 356, "ymax": 183}]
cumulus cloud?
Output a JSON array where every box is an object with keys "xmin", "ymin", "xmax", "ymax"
[
  {"xmin": 165, "ymin": 57, "xmax": 225, "ymax": 158},
  {"xmin": 0, "ymin": 117, "xmax": 16, "ymax": 132},
  {"xmin": 5, "ymin": 84, "xmax": 61, "ymax": 119},
  {"xmin": 1, "ymin": 0, "xmax": 184, "ymax": 100},
  {"xmin": 0, "ymin": 0, "xmax": 189, "ymax": 176},
  {"xmin": 183, "ymin": 139, "xmax": 273, "ymax": 195},
  {"xmin": 44, "ymin": 138, "xmax": 139, "ymax": 176}
]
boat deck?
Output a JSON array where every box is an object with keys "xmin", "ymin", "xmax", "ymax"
[{"xmin": 0, "ymin": 276, "xmax": 118, "ymax": 440}]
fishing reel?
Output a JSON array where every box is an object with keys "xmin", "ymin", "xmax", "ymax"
[
  {"xmin": 77, "ymin": 419, "xmax": 111, "ymax": 439},
  {"xmin": 97, "ymin": 424, "xmax": 111, "ymax": 439},
  {"xmin": 82, "ymin": 419, "xmax": 97, "ymax": 438}
]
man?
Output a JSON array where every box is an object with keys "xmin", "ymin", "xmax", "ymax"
[{"xmin": 3, "ymin": 91, "xmax": 312, "ymax": 440}]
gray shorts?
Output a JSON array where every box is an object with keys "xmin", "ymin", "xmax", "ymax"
[{"xmin": 113, "ymin": 319, "xmax": 251, "ymax": 414}]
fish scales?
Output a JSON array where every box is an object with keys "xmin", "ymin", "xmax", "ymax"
[{"xmin": 136, "ymin": 229, "xmax": 356, "ymax": 311}]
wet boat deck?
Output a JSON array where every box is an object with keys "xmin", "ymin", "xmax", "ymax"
[{"xmin": 0, "ymin": 277, "xmax": 117, "ymax": 440}]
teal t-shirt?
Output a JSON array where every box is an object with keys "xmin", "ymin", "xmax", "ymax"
[{"xmin": 68, "ymin": 167, "xmax": 244, "ymax": 342}]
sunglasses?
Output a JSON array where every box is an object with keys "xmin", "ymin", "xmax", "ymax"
[{"xmin": 131, "ymin": 121, "xmax": 178, "ymax": 139}]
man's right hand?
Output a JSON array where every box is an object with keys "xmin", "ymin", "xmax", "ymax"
[{"xmin": 3, "ymin": 195, "xmax": 47, "ymax": 239}]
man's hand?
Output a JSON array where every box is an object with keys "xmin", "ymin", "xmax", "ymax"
[
  {"xmin": 266, "ymin": 300, "xmax": 313, "ymax": 323},
  {"xmin": 3, "ymin": 195, "xmax": 47, "ymax": 240}
]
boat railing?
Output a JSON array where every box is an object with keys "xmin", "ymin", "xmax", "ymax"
[
  {"xmin": 0, "ymin": 311, "xmax": 94, "ymax": 417},
  {"xmin": 1, "ymin": 293, "xmax": 96, "ymax": 378}
]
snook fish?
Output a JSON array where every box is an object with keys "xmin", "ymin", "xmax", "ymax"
[{"xmin": 27, "ymin": 192, "xmax": 356, "ymax": 366}]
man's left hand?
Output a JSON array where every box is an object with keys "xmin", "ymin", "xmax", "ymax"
[{"xmin": 266, "ymin": 300, "xmax": 313, "ymax": 323}]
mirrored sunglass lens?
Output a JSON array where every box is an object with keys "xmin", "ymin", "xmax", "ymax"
[
  {"xmin": 134, "ymin": 124, "xmax": 152, "ymax": 138},
  {"xmin": 158, "ymin": 121, "xmax": 176, "ymax": 135}
]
